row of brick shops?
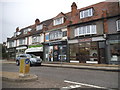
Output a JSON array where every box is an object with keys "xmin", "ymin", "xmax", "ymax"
[{"xmin": 6, "ymin": 1, "xmax": 120, "ymax": 64}]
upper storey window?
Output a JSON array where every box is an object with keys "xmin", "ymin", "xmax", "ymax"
[
  {"xmin": 23, "ymin": 28, "xmax": 31, "ymax": 34},
  {"xmin": 36, "ymin": 24, "xmax": 43, "ymax": 31},
  {"xmin": 14, "ymin": 32, "xmax": 21, "ymax": 37},
  {"xmin": 116, "ymin": 19, "xmax": 120, "ymax": 31},
  {"xmin": 80, "ymin": 8, "xmax": 93, "ymax": 19},
  {"xmin": 74, "ymin": 25, "xmax": 97, "ymax": 37},
  {"xmin": 53, "ymin": 17, "xmax": 64, "ymax": 26}
]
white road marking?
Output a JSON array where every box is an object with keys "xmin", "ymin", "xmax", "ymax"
[
  {"xmin": 64, "ymin": 80, "xmax": 108, "ymax": 89},
  {"xmin": 62, "ymin": 85, "xmax": 81, "ymax": 89}
]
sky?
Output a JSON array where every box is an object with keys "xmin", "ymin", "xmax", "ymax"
[{"xmin": 0, "ymin": 0, "xmax": 109, "ymax": 43}]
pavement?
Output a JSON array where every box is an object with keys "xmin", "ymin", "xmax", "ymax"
[
  {"xmin": 0, "ymin": 60, "xmax": 119, "ymax": 82},
  {"xmin": 42, "ymin": 62, "xmax": 120, "ymax": 72},
  {"xmin": 0, "ymin": 71, "xmax": 38, "ymax": 82}
]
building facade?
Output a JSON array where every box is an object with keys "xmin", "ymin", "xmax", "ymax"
[
  {"xmin": 68, "ymin": 1, "xmax": 120, "ymax": 64},
  {"xmin": 7, "ymin": 1, "xmax": 120, "ymax": 64}
]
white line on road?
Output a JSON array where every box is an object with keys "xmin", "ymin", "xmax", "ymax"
[
  {"xmin": 62, "ymin": 85, "xmax": 81, "ymax": 89},
  {"xmin": 64, "ymin": 80, "xmax": 108, "ymax": 89}
]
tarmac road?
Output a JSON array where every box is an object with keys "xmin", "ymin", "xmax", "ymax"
[{"xmin": 2, "ymin": 63, "xmax": 119, "ymax": 89}]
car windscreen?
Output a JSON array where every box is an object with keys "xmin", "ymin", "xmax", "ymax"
[{"xmin": 30, "ymin": 54, "xmax": 37, "ymax": 58}]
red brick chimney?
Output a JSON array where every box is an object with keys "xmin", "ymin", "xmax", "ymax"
[
  {"xmin": 16, "ymin": 27, "xmax": 19, "ymax": 32},
  {"xmin": 71, "ymin": 2, "xmax": 77, "ymax": 17},
  {"xmin": 102, "ymin": 10, "xmax": 108, "ymax": 34},
  {"xmin": 35, "ymin": 18, "xmax": 40, "ymax": 25}
]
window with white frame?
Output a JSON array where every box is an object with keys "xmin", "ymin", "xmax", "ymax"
[
  {"xmin": 80, "ymin": 8, "xmax": 93, "ymax": 19},
  {"xmin": 116, "ymin": 19, "xmax": 120, "ymax": 31},
  {"xmin": 19, "ymin": 39, "xmax": 25, "ymax": 45},
  {"xmin": 14, "ymin": 32, "xmax": 21, "ymax": 37},
  {"xmin": 53, "ymin": 17, "xmax": 64, "ymax": 26},
  {"xmin": 63, "ymin": 31, "xmax": 67, "ymax": 37},
  {"xmin": 23, "ymin": 28, "xmax": 31, "ymax": 34},
  {"xmin": 74, "ymin": 25, "xmax": 97, "ymax": 37},
  {"xmin": 9, "ymin": 41, "xmax": 14, "ymax": 47},
  {"xmin": 49, "ymin": 30, "xmax": 63, "ymax": 40},
  {"xmin": 36, "ymin": 24, "xmax": 43, "ymax": 31},
  {"xmin": 32, "ymin": 36, "xmax": 40, "ymax": 43}
]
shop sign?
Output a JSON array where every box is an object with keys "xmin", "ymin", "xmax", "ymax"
[
  {"xmin": 48, "ymin": 41, "xmax": 67, "ymax": 45},
  {"xmin": 109, "ymin": 40, "xmax": 120, "ymax": 44},
  {"xmin": 29, "ymin": 44, "xmax": 43, "ymax": 48},
  {"xmin": 79, "ymin": 38, "xmax": 92, "ymax": 42},
  {"xmin": 16, "ymin": 46, "xmax": 27, "ymax": 50},
  {"xmin": 68, "ymin": 39, "xmax": 78, "ymax": 44},
  {"xmin": 92, "ymin": 36, "xmax": 105, "ymax": 41}
]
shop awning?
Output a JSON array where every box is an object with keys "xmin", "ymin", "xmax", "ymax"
[{"xmin": 25, "ymin": 47, "xmax": 43, "ymax": 53}]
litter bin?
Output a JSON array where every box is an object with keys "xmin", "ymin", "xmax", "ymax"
[{"xmin": 19, "ymin": 58, "xmax": 30, "ymax": 77}]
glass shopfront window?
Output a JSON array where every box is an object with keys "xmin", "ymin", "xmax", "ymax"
[
  {"xmin": 44, "ymin": 41, "xmax": 67, "ymax": 62},
  {"xmin": 70, "ymin": 44, "xmax": 79, "ymax": 61},
  {"xmin": 70, "ymin": 42, "xmax": 99, "ymax": 63},
  {"xmin": 109, "ymin": 40, "xmax": 120, "ymax": 62}
]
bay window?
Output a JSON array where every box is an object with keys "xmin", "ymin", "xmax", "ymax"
[
  {"xmin": 19, "ymin": 39, "xmax": 25, "ymax": 45},
  {"xmin": 32, "ymin": 36, "xmax": 40, "ymax": 44},
  {"xmin": 74, "ymin": 25, "xmax": 97, "ymax": 37}
]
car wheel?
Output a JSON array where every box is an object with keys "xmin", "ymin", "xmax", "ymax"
[
  {"xmin": 39, "ymin": 63, "xmax": 41, "ymax": 66},
  {"xmin": 16, "ymin": 60, "xmax": 19, "ymax": 66}
]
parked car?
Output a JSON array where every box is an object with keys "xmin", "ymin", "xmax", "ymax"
[{"xmin": 16, "ymin": 54, "xmax": 42, "ymax": 66}]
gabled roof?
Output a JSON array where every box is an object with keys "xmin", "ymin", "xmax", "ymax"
[{"xmin": 53, "ymin": 12, "xmax": 66, "ymax": 19}]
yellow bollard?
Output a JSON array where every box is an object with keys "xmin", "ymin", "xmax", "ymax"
[{"xmin": 19, "ymin": 58, "xmax": 30, "ymax": 77}]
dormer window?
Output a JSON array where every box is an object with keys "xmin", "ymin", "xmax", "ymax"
[
  {"xmin": 80, "ymin": 8, "xmax": 93, "ymax": 19},
  {"xmin": 14, "ymin": 32, "xmax": 21, "ymax": 37},
  {"xmin": 53, "ymin": 17, "xmax": 64, "ymax": 26},
  {"xmin": 116, "ymin": 19, "xmax": 120, "ymax": 31},
  {"xmin": 23, "ymin": 28, "xmax": 31, "ymax": 34},
  {"xmin": 36, "ymin": 24, "xmax": 43, "ymax": 31}
]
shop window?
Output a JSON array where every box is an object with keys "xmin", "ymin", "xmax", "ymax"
[{"xmin": 110, "ymin": 42, "xmax": 120, "ymax": 62}]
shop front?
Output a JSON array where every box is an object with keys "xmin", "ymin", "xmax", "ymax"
[
  {"xmin": 16, "ymin": 45, "xmax": 28, "ymax": 57},
  {"xmin": 43, "ymin": 41, "xmax": 68, "ymax": 62},
  {"xmin": 25, "ymin": 44, "xmax": 43, "ymax": 59},
  {"xmin": 68, "ymin": 37, "xmax": 106, "ymax": 64},
  {"xmin": 107, "ymin": 34, "xmax": 120, "ymax": 64},
  {"xmin": 7, "ymin": 47, "xmax": 16, "ymax": 60}
]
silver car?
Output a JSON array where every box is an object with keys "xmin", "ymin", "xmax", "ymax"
[{"xmin": 16, "ymin": 54, "xmax": 42, "ymax": 66}]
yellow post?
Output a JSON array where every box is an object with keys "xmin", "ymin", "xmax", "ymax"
[{"xmin": 19, "ymin": 58, "xmax": 30, "ymax": 77}]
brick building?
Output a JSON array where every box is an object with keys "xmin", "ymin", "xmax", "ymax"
[{"xmin": 7, "ymin": 1, "xmax": 120, "ymax": 64}]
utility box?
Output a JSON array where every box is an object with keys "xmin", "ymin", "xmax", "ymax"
[{"xmin": 19, "ymin": 58, "xmax": 30, "ymax": 77}]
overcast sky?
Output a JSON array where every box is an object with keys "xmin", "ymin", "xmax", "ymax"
[{"xmin": 0, "ymin": 0, "xmax": 108, "ymax": 43}]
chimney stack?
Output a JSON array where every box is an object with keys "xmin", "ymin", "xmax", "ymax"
[
  {"xmin": 71, "ymin": 2, "xmax": 77, "ymax": 16},
  {"xmin": 35, "ymin": 18, "xmax": 40, "ymax": 25},
  {"xmin": 16, "ymin": 27, "xmax": 19, "ymax": 32}
]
